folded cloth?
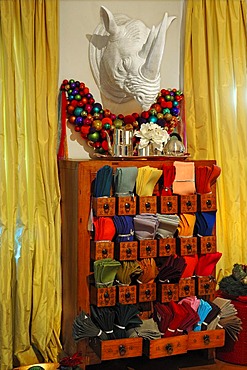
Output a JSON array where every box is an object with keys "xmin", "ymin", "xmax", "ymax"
[
  {"xmin": 113, "ymin": 303, "xmax": 143, "ymax": 339},
  {"xmin": 201, "ymin": 301, "xmax": 221, "ymax": 330},
  {"xmin": 136, "ymin": 166, "xmax": 163, "ymax": 196},
  {"xmin": 134, "ymin": 213, "xmax": 159, "ymax": 240},
  {"xmin": 177, "ymin": 213, "xmax": 196, "ymax": 237},
  {"xmin": 173, "ymin": 161, "xmax": 196, "ymax": 195},
  {"xmin": 181, "ymin": 255, "xmax": 198, "ymax": 278},
  {"xmin": 116, "ymin": 261, "xmax": 142, "ymax": 285},
  {"xmin": 195, "ymin": 211, "xmax": 216, "ymax": 236},
  {"xmin": 164, "ymin": 301, "xmax": 188, "ymax": 337},
  {"xmin": 94, "ymin": 258, "xmax": 121, "ymax": 288},
  {"xmin": 195, "ymin": 164, "xmax": 221, "ymax": 194},
  {"xmin": 127, "ymin": 318, "xmax": 161, "ymax": 340},
  {"xmin": 93, "ymin": 165, "xmax": 113, "ymax": 197},
  {"xmin": 114, "ymin": 167, "xmax": 138, "ymax": 196},
  {"xmin": 93, "ymin": 217, "xmax": 116, "ymax": 241},
  {"xmin": 193, "ymin": 299, "xmax": 212, "ymax": 331},
  {"xmin": 156, "ymin": 213, "xmax": 180, "ymax": 238},
  {"xmin": 160, "ymin": 164, "xmax": 176, "ymax": 196},
  {"xmin": 113, "ymin": 215, "xmax": 135, "ymax": 242},
  {"xmin": 137, "ymin": 258, "xmax": 158, "ymax": 284},
  {"xmin": 153, "ymin": 302, "xmax": 173, "ymax": 335},
  {"xmin": 156, "ymin": 255, "xmax": 187, "ymax": 283},
  {"xmin": 176, "ymin": 301, "xmax": 200, "ymax": 334},
  {"xmin": 195, "ymin": 252, "xmax": 222, "ymax": 276}
]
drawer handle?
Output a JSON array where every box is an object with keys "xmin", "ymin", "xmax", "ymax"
[
  {"xmin": 165, "ymin": 343, "xmax": 173, "ymax": 355},
  {"xmin": 186, "ymin": 200, "xmax": 192, "ymax": 209},
  {"xmin": 145, "ymin": 289, "xmax": 151, "ymax": 298},
  {"xmin": 167, "ymin": 201, "xmax": 172, "ymax": 210},
  {"xmin": 203, "ymin": 334, "xmax": 210, "ymax": 345},
  {"xmin": 103, "ymin": 203, "xmax": 109, "ymax": 212},
  {"xmin": 165, "ymin": 243, "xmax": 171, "ymax": 252},
  {"xmin": 125, "ymin": 202, "xmax": 130, "ymax": 211},
  {"xmin": 206, "ymin": 199, "xmax": 212, "ymax": 208},
  {"xmin": 119, "ymin": 344, "xmax": 126, "ymax": 356},
  {"xmin": 204, "ymin": 283, "xmax": 210, "ymax": 293},
  {"xmin": 102, "ymin": 248, "xmax": 108, "ymax": 257},
  {"xmin": 206, "ymin": 242, "xmax": 212, "ymax": 251},
  {"xmin": 184, "ymin": 285, "xmax": 190, "ymax": 294},
  {"xmin": 104, "ymin": 292, "xmax": 110, "ymax": 301},
  {"xmin": 167, "ymin": 289, "xmax": 173, "ymax": 299},
  {"xmin": 145, "ymin": 202, "xmax": 151, "ymax": 210},
  {"xmin": 125, "ymin": 292, "xmax": 131, "ymax": 301},
  {"xmin": 126, "ymin": 247, "xmax": 132, "ymax": 257},
  {"xmin": 186, "ymin": 244, "xmax": 192, "ymax": 253},
  {"xmin": 146, "ymin": 245, "xmax": 152, "ymax": 254}
]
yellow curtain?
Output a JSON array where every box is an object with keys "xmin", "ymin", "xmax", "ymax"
[
  {"xmin": 0, "ymin": 1, "xmax": 62, "ymax": 368},
  {"xmin": 184, "ymin": 0, "xmax": 247, "ymax": 278}
]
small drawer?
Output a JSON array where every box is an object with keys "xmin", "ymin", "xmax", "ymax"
[
  {"xmin": 179, "ymin": 194, "xmax": 197, "ymax": 213},
  {"xmin": 139, "ymin": 196, "xmax": 157, "ymax": 214},
  {"xmin": 92, "ymin": 197, "xmax": 116, "ymax": 216},
  {"xmin": 198, "ymin": 192, "xmax": 217, "ymax": 212},
  {"xmin": 116, "ymin": 196, "xmax": 137, "ymax": 215},
  {"xmin": 115, "ymin": 241, "xmax": 138, "ymax": 261},
  {"xmin": 157, "ymin": 283, "xmax": 179, "ymax": 303},
  {"xmin": 139, "ymin": 239, "xmax": 157, "ymax": 259},
  {"xmin": 158, "ymin": 238, "xmax": 176, "ymax": 257},
  {"xmin": 179, "ymin": 237, "xmax": 197, "ymax": 256},
  {"xmin": 90, "ymin": 285, "xmax": 116, "ymax": 307},
  {"xmin": 179, "ymin": 277, "xmax": 195, "ymax": 298},
  {"xmin": 160, "ymin": 195, "xmax": 178, "ymax": 214},
  {"xmin": 90, "ymin": 241, "xmax": 114, "ymax": 260},
  {"xmin": 138, "ymin": 282, "xmax": 156, "ymax": 302},
  {"xmin": 143, "ymin": 335, "xmax": 188, "ymax": 359},
  {"xmin": 197, "ymin": 276, "xmax": 216, "ymax": 296},
  {"xmin": 89, "ymin": 337, "xmax": 143, "ymax": 361},
  {"xmin": 198, "ymin": 236, "xmax": 217, "ymax": 254},
  {"xmin": 117, "ymin": 285, "xmax": 137, "ymax": 305},
  {"xmin": 187, "ymin": 329, "xmax": 225, "ymax": 350}
]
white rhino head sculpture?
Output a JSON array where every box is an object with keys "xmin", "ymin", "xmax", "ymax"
[{"xmin": 89, "ymin": 6, "xmax": 176, "ymax": 111}]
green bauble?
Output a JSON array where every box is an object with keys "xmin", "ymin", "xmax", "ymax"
[{"xmin": 88, "ymin": 132, "xmax": 100, "ymax": 142}]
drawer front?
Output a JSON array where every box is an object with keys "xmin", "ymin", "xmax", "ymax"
[
  {"xmin": 197, "ymin": 276, "xmax": 216, "ymax": 296},
  {"xmin": 90, "ymin": 241, "xmax": 114, "ymax": 260},
  {"xmin": 138, "ymin": 282, "xmax": 156, "ymax": 302},
  {"xmin": 139, "ymin": 239, "xmax": 157, "ymax": 259},
  {"xmin": 179, "ymin": 237, "xmax": 197, "ymax": 256},
  {"xmin": 92, "ymin": 197, "xmax": 116, "ymax": 216},
  {"xmin": 117, "ymin": 241, "xmax": 138, "ymax": 260},
  {"xmin": 199, "ymin": 192, "xmax": 217, "ymax": 212},
  {"xmin": 90, "ymin": 286, "xmax": 116, "ymax": 307},
  {"xmin": 143, "ymin": 335, "xmax": 188, "ymax": 359},
  {"xmin": 158, "ymin": 238, "xmax": 176, "ymax": 257},
  {"xmin": 179, "ymin": 194, "xmax": 197, "ymax": 213},
  {"xmin": 117, "ymin": 285, "xmax": 137, "ymax": 305},
  {"xmin": 139, "ymin": 196, "xmax": 157, "ymax": 214},
  {"xmin": 157, "ymin": 283, "xmax": 179, "ymax": 303},
  {"xmin": 117, "ymin": 196, "xmax": 137, "ymax": 215},
  {"xmin": 179, "ymin": 278, "xmax": 195, "ymax": 298},
  {"xmin": 160, "ymin": 195, "xmax": 178, "ymax": 214},
  {"xmin": 199, "ymin": 236, "xmax": 217, "ymax": 254},
  {"xmin": 188, "ymin": 329, "xmax": 225, "ymax": 350}
]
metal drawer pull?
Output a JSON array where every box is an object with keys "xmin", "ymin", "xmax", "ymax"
[
  {"xmin": 119, "ymin": 344, "xmax": 126, "ymax": 356},
  {"xmin": 165, "ymin": 343, "xmax": 173, "ymax": 354},
  {"xmin": 203, "ymin": 334, "xmax": 210, "ymax": 345}
]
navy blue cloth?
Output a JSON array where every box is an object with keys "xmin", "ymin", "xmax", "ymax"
[{"xmin": 113, "ymin": 216, "xmax": 135, "ymax": 242}]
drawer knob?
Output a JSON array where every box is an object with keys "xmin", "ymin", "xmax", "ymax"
[
  {"xmin": 145, "ymin": 202, "xmax": 151, "ymax": 210},
  {"xmin": 186, "ymin": 244, "xmax": 192, "ymax": 253},
  {"xmin": 146, "ymin": 245, "xmax": 152, "ymax": 254},
  {"xmin": 119, "ymin": 344, "xmax": 126, "ymax": 356},
  {"xmin": 184, "ymin": 285, "xmax": 190, "ymax": 294},
  {"xmin": 206, "ymin": 199, "xmax": 212, "ymax": 208},
  {"xmin": 204, "ymin": 283, "xmax": 210, "ymax": 293},
  {"xmin": 102, "ymin": 248, "xmax": 108, "ymax": 257},
  {"xmin": 206, "ymin": 242, "xmax": 212, "ymax": 251},
  {"xmin": 165, "ymin": 243, "xmax": 171, "ymax": 252},
  {"xmin": 165, "ymin": 343, "xmax": 173, "ymax": 355},
  {"xmin": 125, "ymin": 292, "xmax": 131, "ymax": 301},
  {"xmin": 186, "ymin": 200, "xmax": 192, "ymax": 209},
  {"xmin": 125, "ymin": 202, "xmax": 130, "ymax": 211},
  {"xmin": 145, "ymin": 289, "xmax": 151, "ymax": 298},
  {"xmin": 167, "ymin": 201, "xmax": 172, "ymax": 210},
  {"xmin": 126, "ymin": 247, "xmax": 132, "ymax": 257},
  {"xmin": 103, "ymin": 203, "xmax": 109, "ymax": 212},
  {"xmin": 203, "ymin": 334, "xmax": 210, "ymax": 345},
  {"xmin": 104, "ymin": 292, "xmax": 110, "ymax": 300},
  {"xmin": 167, "ymin": 289, "xmax": 173, "ymax": 299}
]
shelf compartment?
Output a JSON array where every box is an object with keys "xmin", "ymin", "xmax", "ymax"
[
  {"xmin": 143, "ymin": 335, "xmax": 188, "ymax": 359},
  {"xmin": 90, "ymin": 241, "xmax": 114, "ymax": 260},
  {"xmin": 90, "ymin": 285, "xmax": 116, "ymax": 307},
  {"xmin": 187, "ymin": 329, "xmax": 225, "ymax": 350},
  {"xmin": 116, "ymin": 196, "xmax": 137, "ymax": 215},
  {"xmin": 160, "ymin": 195, "xmax": 178, "ymax": 214},
  {"xmin": 158, "ymin": 238, "xmax": 176, "ymax": 257}
]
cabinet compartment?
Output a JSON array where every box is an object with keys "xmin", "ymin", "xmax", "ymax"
[
  {"xmin": 157, "ymin": 283, "xmax": 179, "ymax": 303},
  {"xmin": 160, "ymin": 195, "xmax": 178, "ymax": 214},
  {"xmin": 139, "ymin": 239, "xmax": 157, "ymax": 258},
  {"xmin": 158, "ymin": 238, "xmax": 176, "ymax": 257},
  {"xmin": 187, "ymin": 329, "xmax": 225, "ymax": 350},
  {"xmin": 143, "ymin": 335, "xmax": 188, "ymax": 359},
  {"xmin": 138, "ymin": 196, "xmax": 157, "ymax": 214},
  {"xmin": 90, "ymin": 286, "xmax": 116, "ymax": 307},
  {"xmin": 90, "ymin": 241, "xmax": 114, "ymax": 260},
  {"xmin": 89, "ymin": 337, "xmax": 143, "ymax": 360},
  {"xmin": 115, "ymin": 241, "xmax": 138, "ymax": 261},
  {"xmin": 92, "ymin": 196, "xmax": 116, "ymax": 216},
  {"xmin": 116, "ymin": 196, "xmax": 137, "ymax": 215}
]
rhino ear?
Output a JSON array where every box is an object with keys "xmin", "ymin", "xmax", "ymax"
[{"xmin": 100, "ymin": 6, "xmax": 119, "ymax": 36}]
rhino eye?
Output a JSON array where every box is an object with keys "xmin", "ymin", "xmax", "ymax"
[
  {"xmin": 136, "ymin": 94, "xmax": 145, "ymax": 103},
  {"xmin": 117, "ymin": 58, "xmax": 131, "ymax": 73}
]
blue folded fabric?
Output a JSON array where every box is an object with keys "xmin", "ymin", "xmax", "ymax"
[
  {"xmin": 113, "ymin": 215, "xmax": 135, "ymax": 242},
  {"xmin": 93, "ymin": 165, "xmax": 113, "ymax": 197}
]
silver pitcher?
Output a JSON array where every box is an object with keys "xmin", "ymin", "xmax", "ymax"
[{"xmin": 107, "ymin": 128, "xmax": 134, "ymax": 157}]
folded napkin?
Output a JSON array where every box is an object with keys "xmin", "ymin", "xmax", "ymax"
[
  {"xmin": 195, "ymin": 211, "xmax": 216, "ymax": 236},
  {"xmin": 93, "ymin": 165, "xmax": 113, "ymax": 197},
  {"xmin": 134, "ymin": 213, "xmax": 159, "ymax": 240},
  {"xmin": 156, "ymin": 255, "xmax": 187, "ymax": 283},
  {"xmin": 164, "ymin": 300, "xmax": 188, "ymax": 337},
  {"xmin": 193, "ymin": 299, "xmax": 212, "ymax": 331},
  {"xmin": 116, "ymin": 261, "xmax": 142, "ymax": 285},
  {"xmin": 90, "ymin": 306, "xmax": 116, "ymax": 339},
  {"xmin": 113, "ymin": 215, "xmax": 135, "ymax": 242},
  {"xmin": 136, "ymin": 166, "xmax": 163, "ymax": 196},
  {"xmin": 177, "ymin": 213, "xmax": 196, "ymax": 237},
  {"xmin": 156, "ymin": 213, "xmax": 180, "ymax": 238},
  {"xmin": 113, "ymin": 303, "xmax": 143, "ymax": 339},
  {"xmin": 93, "ymin": 216, "xmax": 116, "ymax": 241},
  {"xmin": 94, "ymin": 258, "xmax": 121, "ymax": 288},
  {"xmin": 137, "ymin": 258, "xmax": 158, "ymax": 284},
  {"xmin": 72, "ymin": 310, "xmax": 108, "ymax": 341},
  {"xmin": 195, "ymin": 252, "xmax": 222, "ymax": 276},
  {"xmin": 127, "ymin": 318, "xmax": 161, "ymax": 340},
  {"xmin": 153, "ymin": 301, "xmax": 173, "ymax": 335},
  {"xmin": 181, "ymin": 255, "xmax": 199, "ymax": 278},
  {"xmin": 195, "ymin": 165, "xmax": 221, "ymax": 194},
  {"xmin": 160, "ymin": 164, "xmax": 176, "ymax": 196},
  {"xmin": 176, "ymin": 301, "xmax": 200, "ymax": 334},
  {"xmin": 173, "ymin": 161, "xmax": 196, "ymax": 195},
  {"xmin": 114, "ymin": 167, "xmax": 138, "ymax": 196},
  {"xmin": 201, "ymin": 301, "xmax": 221, "ymax": 330}
]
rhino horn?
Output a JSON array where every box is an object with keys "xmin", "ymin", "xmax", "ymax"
[
  {"xmin": 139, "ymin": 26, "xmax": 157, "ymax": 59},
  {"xmin": 100, "ymin": 6, "xmax": 119, "ymax": 39},
  {"xmin": 141, "ymin": 13, "xmax": 176, "ymax": 80}
]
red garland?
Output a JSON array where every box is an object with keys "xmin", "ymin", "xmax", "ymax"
[{"xmin": 60, "ymin": 79, "xmax": 184, "ymax": 155}]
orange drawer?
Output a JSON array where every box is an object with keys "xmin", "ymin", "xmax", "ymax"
[
  {"xmin": 143, "ymin": 335, "xmax": 188, "ymax": 359},
  {"xmin": 138, "ymin": 282, "xmax": 156, "ymax": 302},
  {"xmin": 116, "ymin": 196, "xmax": 137, "ymax": 215},
  {"xmin": 117, "ymin": 285, "xmax": 137, "ymax": 305},
  {"xmin": 198, "ymin": 235, "xmax": 217, "ymax": 254},
  {"xmin": 187, "ymin": 329, "xmax": 225, "ymax": 350},
  {"xmin": 90, "ymin": 241, "xmax": 114, "ymax": 260},
  {"xmin": 197, "ymin": 276, "xmax": 216, "ymax": 296},
  {"xmin": 90, "ymin": 285, "xmax": 116, "ymax": 307},
  {"xmin": 139, "ymin": 196, "xmax": 157, "ymax": 214},
  {"xmin": 139, "ymin": 239, "xmax": 157, "ymax": 259},
  {"xmin": 157, "ymin": 283, "xmax": 179, "ymax": 303},
  {"xmin": 158, "ymin": 238, "xmax": 176, "ymax": 257},
  {"xmin": 160, "ymin": 195, "xmax": 178, "ymax": 214},
  {"xmin": 179, "ymin": 194, "xmax": 197, "ymax": 213},
  {"xmin": 90, "ymin": 337, "xmax": 143, "ymax": 361},
  {"xmin": 198, "ymin": 192, "xmax": 217, "ymax": 212},
  {"xmin": 92, "ymin": 196, "xmax": 116, "ymax": 216},
  {"xmin": 115, "ymin": 241, "xmax": 138, "ymax": 260},
  {"xmin": 179, "ymin": 237, "xmax": 197, "ymax": 256},
  {"xmin": 179, "ymin": 277, "xmax": 195, "ymax": 298}
]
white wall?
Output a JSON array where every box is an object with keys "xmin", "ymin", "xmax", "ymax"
[{"xmin": 59, "ymin": 0, "xmax": 185, "ymax": 159}]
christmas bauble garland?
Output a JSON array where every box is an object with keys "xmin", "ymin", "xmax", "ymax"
[{"xmin": 60, "ymin": 79, "xmax": 184, "ymax": 155}]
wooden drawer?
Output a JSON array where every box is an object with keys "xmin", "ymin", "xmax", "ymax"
[
  {"xmin": 92, "ymin": 196, "xmax": 116, "ymax": 216},
  {"xmin": 198, "ymin": 235, "xmax": 216, "ymax": 254},
  {"xmin": 158, "ymin": 238, "xmax": 176, "ymax": 257},
  {"xmin": 138, "ymin": 282, "xmax": 156, "ymax": 302},
  {"xmin": 143, "ymin": 335, "xmax": 188, "ymax": 359},
  {"xmin": 179, "ymin": 194, "xmax": 197, "ymax": 213},
  {"xmin": 178, "ymin": 237, "xmax": 197, "ymax": 256},
  {"xmin": 117, "ymin": 285, "xmax": 137, "ymax": 305},
  {"xmin": 197, "ymin": 276, "xmax": 216, "ymax": 296},
  {"xmin": 89, "ymin": 337, "xmax": 143, "ymax": 361},
  {"xmin": 157, "ymin": 283, "xmax": 179, "ymax": 303},
  {"xmin": 198, "ymin": 192, "xmax": 217, "ymax": 212},
  {"xmin": 139, "ymin": 239, "xmax": 157, "ymax": 258},
  {"xmin": 179, "ymin": 277, "xmax": 195, "ymax": 298},
  {"xmin": 90, "ymin": 241, "xmax": 114, "ymax": 260},
  {"xmin": 187, "ymin": 329, "xmax": 225, "ymax": 350},
  {"xmin": 90, "ymin": 285, "xmax": 116, "ymax": 307},
  {"xmin": 160, "ymin": 195, "xmax": 178, "ymax": 214},
  {"xmin": 116, "ymin": 196, "xmax": 137, "ymax": 215},
  {"xmin": 139, "ymin": 196, "xmax": 157, "ymax": 214},
  {"xmin": 115, "ymin": 241, "xmax": 138, "ymax": 260}
]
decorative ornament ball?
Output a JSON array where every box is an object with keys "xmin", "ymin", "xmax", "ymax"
[
  {"xmin": 75, "ymin": 116, "xmax": 83, "ymax": 126},
  {"xmin": 88, "ymin": 132, "xmax": 100, "ymax": 142},
  {"xmin": 81, "ymin": 110, "xmax": 88, "ymax": 117},
  {"xmin": 164, "ymin": 113, "xmax": 173, "ymax": 121},
  {"xmin": 157, "ymin": 113, "xmax": 163, "ymax": 119},
  {"xmin": 149, "ymin": 108, "xmax": 157, "ymax": 116},
  {"xmin": 113, "ymin": 119, "xmax": 123, "ymax": 129},
  {"xmin": 67, "ymin": 105, "xmax": 75, "ymax": 115},
  {"xmin": 92, "ymin": 120, "xmax": 103, "ymax": 131},
  {"xmin": 93, "ymin": 113, "xmax": 100, "ymax": 119},
  {"xmin": 149, "ymin": 115, "xmax": 158, "ymax": 123},
  {"xmin": 74, "ymin": 107, "xmax": 83, "ymax": 117},
  {"xmin": 103, "ymin": 123, "xmax": 111, "ymax": 130}
]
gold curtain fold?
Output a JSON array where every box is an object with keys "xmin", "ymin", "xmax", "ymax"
[
  {"xmin": 0, "ymin": 1, "xmax": 61, "ymax": 368},
  {"xmin": 184, "ymin": 0, "xmax": 247, "ymax": 278}
]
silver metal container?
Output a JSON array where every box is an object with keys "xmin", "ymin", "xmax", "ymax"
[
  {"xmin": 137, "ymin": 143, "xmax": 162, "ymax": 156},
  {"xmin": 112, "ymin": 129, "xmax": 134, "ymax": 156}
]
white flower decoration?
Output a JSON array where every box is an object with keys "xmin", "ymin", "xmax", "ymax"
[{"xmin": 134, "ymin": 123, "xmax": 169, "ymax": 152}]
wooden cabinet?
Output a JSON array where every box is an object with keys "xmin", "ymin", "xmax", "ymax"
[{"xmin": 59, "ymin": 158, "xmax": 224, "ymax": 368}]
